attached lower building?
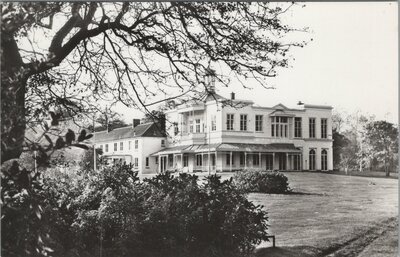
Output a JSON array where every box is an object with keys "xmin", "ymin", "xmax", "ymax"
[
  {"xmin": 153, "ymin": 92, "xmax": 333, "ymax": 173},
  {"xmin": 94, "ymin": 122, "xmax": 166, "ymax": 174}
]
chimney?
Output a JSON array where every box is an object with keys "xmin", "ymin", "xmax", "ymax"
[
  {"xmin": 132, "ymin": 119, "xmax": 141, "ymax": 129},
  {"xmin": 230, "ymin": 92, "xmax": 235, "ymax": 100}
]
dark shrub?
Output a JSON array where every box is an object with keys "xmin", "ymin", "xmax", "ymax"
[
  {"xmin": 234, "ymin": 169, "xmax": 291, "ymax": 194},
  {"xmin": 31, "ymin": 165, "xmax": 269, "ymax": 257}
]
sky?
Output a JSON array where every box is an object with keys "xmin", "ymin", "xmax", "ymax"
[{"xmin": 116, "ymin": 2, "xmax": 398, "ymax": 124}]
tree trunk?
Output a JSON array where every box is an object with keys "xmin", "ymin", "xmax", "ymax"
[
  {"xmin": 385, "ymin": 159, "xmax": 390, "ymax": 177},
  {"xmin": 1, "ymin": 33, "xmax": 28, "ymax": 163}
]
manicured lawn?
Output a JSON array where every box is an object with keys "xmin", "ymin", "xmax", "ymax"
[
  {"xmin": 139, "ymin": 171, "xmax": 397, "ymax": 256},
  {"xmin": 251, "ymin": 172, "xmax": 398, "ymax": 257}
]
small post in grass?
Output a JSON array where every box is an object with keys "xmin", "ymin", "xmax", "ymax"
[{"xmin": 266, "ymin": 235, "xmax": 276, "ymax": 248}]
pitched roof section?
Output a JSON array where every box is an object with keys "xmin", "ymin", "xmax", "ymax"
[
  {"xmin": 93, "ymin": 122, "xmax": 164, "ymax": 143},
  {"xmin": 152, "ymin": 143, "xmax": 301, "ymax": 155},
  {"xmin": 272, "ymin": 103, "xmax": 289, "ymax": 110}
]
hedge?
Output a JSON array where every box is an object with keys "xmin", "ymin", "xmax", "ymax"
[{"xmin": 234, "ymin": 169, "xmax": 291, "ymax": 194}]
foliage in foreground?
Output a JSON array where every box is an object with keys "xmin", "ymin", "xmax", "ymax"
[
  {"xmin": 234, "ymin": 170, "xmax": 291, "ymax": 194},
  {"xmin": 2, "ymin": 164, "xmax": 269, "ymax": 257}
]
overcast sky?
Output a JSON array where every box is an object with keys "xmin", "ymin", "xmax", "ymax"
[{"xmin": 117, "ymin": 2, "xmax": 398, "ymax": 124}]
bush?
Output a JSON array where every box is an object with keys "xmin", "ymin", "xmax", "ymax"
[
  {"xmin": 9, "ymin": 165, "xmax": 269, "ymax": 257},
  {"xmin": 234, "ymin": 170, "xmax": 291, "ymax": 194}
]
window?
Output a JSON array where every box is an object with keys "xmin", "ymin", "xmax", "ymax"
[
  {"xmin": 100, "ymin": 145, "xmax": 103, "ymax": 152},
  {"xmin": 195, "ymin": 119, "xmax": 201, "ymax": 133},
  {"xmin": 294, "ymin": 117, "xmax": 302, "ymax": 138},
  {"xmin": 211, "ymin": 115, "xmax": 216, "ymax": 131},
  {"xmin": 226, "ymin": 153, "xmax": 231, "ymax": 165},
  {"xmin": 321, "ymin": 149, "xmax": 328, "ymax": 171},
  {"xmin": 266, "ymin": 155, "xmax": 273, "ymax": 170},
  {"xmin": 271, "ymin": 116, "xmax": 288, "ymax": 138},
  {"xmin": 253, "ymin": 154, "xmax": 260, "ymax": 166},
  {"xmin": 114, "ymin": 143, "xmax": 117, "ymax": 151},
  {"xmin": 135, "ymin": 140, "xmax": 138, "ymax": 149},
  {"xmin": 255, "ymin": 115, "xmax": 263, "ymax": 132},
  {"xmin": 240, "ymin": 153, "xmax": 245, "ymax": 166},
  {"xmin": 161, "ymin": 139, "xmax": 165, "ymax": 147},
  {"xmin": 146, "ymin": 157, "xmax": 149, "ymax": 167},
  {"xmin": 211, "ymin": 154, "xmax": 216, "ymax": 166},
  {"xmin": 105, "ymin": 144, "xmax": 109, "ymax": 152},
  {"xmin": 240, "ymin": 114, "xmax": 247, "ymax": 131},
  {"xmin": 309, "ymin": 149, "xmax": 316, "ymax": 170},
  {"xmin": 129, "ymin": 141, "xmax": 131, "ymax": 150},
  {"xmin": 226, "ymin": 114, "xmax": 234, "ymax": 130},
  {"xmin": 293, "ymin": 155, "xmax": 301, "ymax": 171},
  {"xmin": 120, "ymin": 142, "xmax": 123, "ymax": 151},
  {"xmin": 134, "ymin": 157, "xmax": 138, "ymax": 167},
  {"xmin": 183, "ymin": 155, "xmax": 188, "ymax": 167},
  {"xmin": 309, "ymin": 118, "xmax": 316, "ymax": 138},
  {"xmin": 189, "ymin": 119, "xmax": 194, "ymax": 133},
  {"xmin": 321, "ymin": 118, "xmax": 328, "ymax": 139},
  {"xmin": 196, "ymin": 154, "xmax": 202, "ymax": 166}
]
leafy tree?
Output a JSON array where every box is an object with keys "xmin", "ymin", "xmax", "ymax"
[
  {"xmin": 332, "ymin": 129, "xmax": 350, "ymax": 170},
  {"xmin": 362, "ymin": 121, "xmax": 398, "ymax": 176},
  {"xmin": 332, "ymin": 111, "xmax": 345, "ymax": 133},
  {"xmin": 88, "ymin": 113, "xmax": 128, "ymax": 132},
  {"xmin": 2, "ymin": 2, "xmax": 307, "ymax": 163},
  {"xmin": 142, "ymin": 109, "xmax": 166, "ymax": 136}
]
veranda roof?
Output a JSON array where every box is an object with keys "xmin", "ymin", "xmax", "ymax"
[{"xmin": 152, "ymin": 143, "xmax": 301, "ymax": 156}]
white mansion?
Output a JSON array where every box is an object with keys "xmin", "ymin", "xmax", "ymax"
[{"xmin": 153, "ymin": 92, "xmax": 333, "ymax": 173}]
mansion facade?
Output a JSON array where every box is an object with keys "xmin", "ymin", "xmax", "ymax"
[{"xmin": 153, "ymin": 92, "xmax": 333, "ymax": 173}]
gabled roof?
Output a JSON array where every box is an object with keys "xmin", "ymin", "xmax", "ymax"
[
  {"xmin": 202, "ymin": 92, "xmax": 226, "ymax": 102},
  {"xmin": 93, "ymin": 122, "xmax": 164, "ymax": 143},
  {"xmin": 272, "ymin": 103, "xmax": 289, "ymax": 110}
]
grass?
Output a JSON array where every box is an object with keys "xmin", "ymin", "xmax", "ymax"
[
  {"xmin": 330, "ymin": 170, "xmax": 398, "ymax": 179},
  {"xmin": 251, "ymin": 172, "xmax": 398, "ymax": 257},
  {"xmin": 138, "ymin": 171, "xmax": 398, "ymax": 256}
]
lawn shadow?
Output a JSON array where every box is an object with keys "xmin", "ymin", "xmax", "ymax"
[
  {"xmin": 283, "ymin": 191, "xmax": 327, "ymax": 196},
  {"xmin": 255, "ymin": 246, "xmax": 322, "ymax": 257}
]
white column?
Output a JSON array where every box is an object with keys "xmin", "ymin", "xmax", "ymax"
[
  {"xmin": 208, "ymin": 152, "xmax": 211, "ymax": 174},
  {"xmin": 215, "ymin": 151, "xmax": 218, "ymax": 173},
  {"xmin": 286, "ymin": 153, "xmax": 289, "ymax": 171},
  {"xmin": 244, "ymin": 152, "xmax": 247, "ymax": 170},
  {"xmin": 230, "ymin": 152, "xmax": 233, "ymax": 172},
  {"xmin": 158, "ymin": 156, "xmax": 161, "ymax": 173},
  {"xmin": 181, "ymin": 154, "xmax": 183, "ymax": 172}
]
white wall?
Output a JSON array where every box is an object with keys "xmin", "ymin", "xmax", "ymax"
[{"xmin": 95, "ymin": 136, "xmax": 166, "ymax": 174}]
